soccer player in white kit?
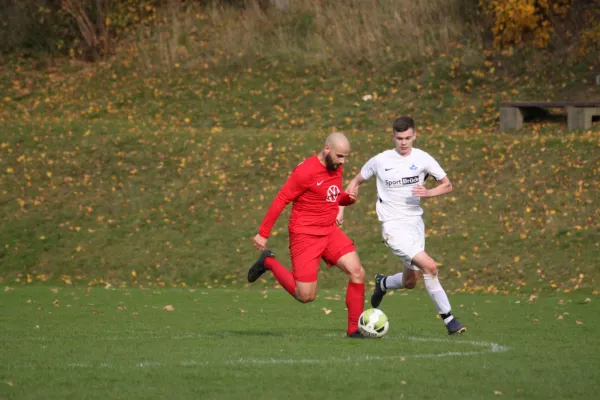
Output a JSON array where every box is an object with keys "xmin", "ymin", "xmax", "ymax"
[{"xmin": 338, "ymin": 117, "xmax": 466, "ymax": 335}]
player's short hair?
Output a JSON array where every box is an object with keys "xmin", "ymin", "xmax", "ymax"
[{"xmin": 393, "ymin": 117, "xmax": 415, "ymax": 133}]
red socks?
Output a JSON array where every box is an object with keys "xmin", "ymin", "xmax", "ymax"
[
  {"xmin": 264, "ymin": 257, "xmax": 296, "ymax": 296},
  {"xmin": 346, "ymin": 282, "xmax": 365, "ymax": 335},
  {"xmin": 264, "ymin": 258, "xmax": 364, "ymax": 335}
]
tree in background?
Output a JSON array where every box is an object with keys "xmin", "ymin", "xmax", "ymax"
[{"xmin": 481, "ymin": 0, "xmax": 599, "ymax": 59}]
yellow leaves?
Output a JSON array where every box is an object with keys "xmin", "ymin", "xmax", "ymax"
[
  {"xmin": 528, "ymin": 294, "xmax": 537, "ymax": 303},
  {"xmin": 6, "ymin": 168, "xmax": 14, "ymax": 173},
  {"xmin": 131, "ymin": 270, "xmax": 137, "ymax": 278},
  {"xmin": 482, "ymin": 0, "xmax": 571, "ymax": 49}
]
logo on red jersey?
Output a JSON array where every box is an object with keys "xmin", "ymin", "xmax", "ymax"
[{"xmin": 326, "ymin": 185, "xmax": 340, "ymax": 202}]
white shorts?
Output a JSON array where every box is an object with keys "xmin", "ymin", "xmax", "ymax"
[{"xmin": 381, "ymin": 217, "xmax": 425, "ymax": 271}]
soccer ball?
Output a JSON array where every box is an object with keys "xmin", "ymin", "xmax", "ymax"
[{"xmin": 358, "ymin": 308, "xmax": 389, "ymax": 338}]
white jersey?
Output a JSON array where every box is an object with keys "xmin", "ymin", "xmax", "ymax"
[{"xmin": 360, "ymin": 148, "xmax": 446, "ymax": 222}]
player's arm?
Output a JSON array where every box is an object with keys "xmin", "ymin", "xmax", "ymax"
[
  {"xmin": 411, "ymin": 176, "xmax": 452, "ymax": 198},
  {"xmin": 337, "ymin": 159, "xmax": 374, "ymax": 225},
  {"xmin": 346, "ymin": 173, "xmax": 367, "ymax": 192},
  {"xmin": 254, "ymin": 168, "xmax": 310, "ymax": 250},
  {"xmin": 412, "ymin": 154, "xmax": 452, "ymax": 198}
]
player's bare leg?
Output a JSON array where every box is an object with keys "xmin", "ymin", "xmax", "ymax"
[
  {"xmin": 295, "ymin": 281, "xmax": 317, "ymax": 303},
  {"xmin": 411, "ymin": 251, "xmax": 466, "ymax": 335},
  {"xmin": 336, "ymin": 251, "xmax": 366, "ymax": 337}
]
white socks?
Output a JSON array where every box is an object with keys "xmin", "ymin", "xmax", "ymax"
[
  {"xmin": 423, "ymin": 273, "xmax": 451, "ymax": 315},
  {"xmin": 382, "ymin": 273, "xmax": 404, "ymax": 290}
]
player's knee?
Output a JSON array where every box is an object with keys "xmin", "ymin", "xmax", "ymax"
[
  {"xmin": 421, "ymin": 262, "xmax": 437, "ymax": 276},
  {"xmin": 349, "ymin": 265, "xmax": 365, "ymax": 283},
  {"xmin": 402, "ymin": 271, "xmax": 419, "ymax": 289},
  {"xmin": 404, "ymin": 279, "xmax": 417, "ymax": 289},
  {"xmin": 295, "ymin": 292, "xmax": 316, "ymax": 303}
]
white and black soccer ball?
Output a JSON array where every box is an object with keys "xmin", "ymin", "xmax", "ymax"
[{"xmin": 358, "ymin": 308, "xmax": 389, "ymax": 338}]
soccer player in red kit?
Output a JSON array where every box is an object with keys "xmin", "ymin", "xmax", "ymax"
[{"xmin": 248, "ymin": 132, "xmax": 367, "ymax": 338}]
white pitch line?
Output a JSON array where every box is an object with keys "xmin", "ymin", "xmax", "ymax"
[{"xmin": 64, "ymin": 334, "xmax": 509, "ymax": 368}]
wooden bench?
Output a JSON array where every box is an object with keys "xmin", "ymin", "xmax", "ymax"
[{"xmin": 499, "ymin": 101, "xmax": 600, "ymax": 131}]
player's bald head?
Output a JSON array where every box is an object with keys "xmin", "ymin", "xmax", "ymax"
[
  {"xmin": 320, "ymin": 132, "xmax": 350, "ymax": 171},
  {"xmin": 325, "ymin": 132, "xmax": 350, "ymax": 153}
]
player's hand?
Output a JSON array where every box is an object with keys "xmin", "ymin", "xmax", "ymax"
[
  {"xmin": 336, "ymin": 207, "xmax": 345, "ymax": 226},
  {"xmin": 253, "ymin": 234, "xmax": 268, "ymax": 251},
  {"xmin": 412, "ymin": 184, "xmax": 429, "ymax": 197},
  {"xmin": 346, "ymin": 187, "xmax": 358, "ymax": 202}
]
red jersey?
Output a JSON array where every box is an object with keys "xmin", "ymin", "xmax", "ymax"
[{"xmin": 258, "ymin": 155, "xmax": 355, "ymax": 238}]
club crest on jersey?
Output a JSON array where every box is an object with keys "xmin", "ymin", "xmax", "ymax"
[
  {"xmin": 326, "ymin": 185, "xmax": 340, "ymax": 202},
  {"xmin": 409, "ymin": 163, "xmax": 417, "ymax": 170}
]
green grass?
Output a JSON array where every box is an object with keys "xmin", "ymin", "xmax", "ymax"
[{"xmin": 1, "ymin": 287, "xmax": 599, "ymax": 399}]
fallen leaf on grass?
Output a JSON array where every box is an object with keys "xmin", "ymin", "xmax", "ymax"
[
  {"xmin": 7, "ymin": 381, "xmax": 15, "ymax": 386},
  {"xmin": 494, "ymin": 391, "xmax": 503, "ymax": 396},
  {"xmin": 163, "ymin": 305, "xmax": 174, "ymax": 311},
  {"xmin": 91, "ymin": 309, "xmax": 99, "ymax": 314},
  {"xmin": 576, "ymin": 320, "xmax": 584, "ymax": 325},
  {"xmin": 584, "ymin": 298, "xmax": 591, "ymax": 303},
  {"xmin": 532, "ymin": 319, "xmax": 539, "ymax": 323},
  {"xmin": 528, "ymin": 294, "xmax": 537, "ymax": 303},
  {"xmin": 321, "ymin": 308, "xmax": 332, "ymax": 315},
  {"xmin": 51, "ymin": 288, "xmax": 59, "ymax": 294},
  {"xmin": 557, "ymin": 315, "xmax": 564, "ymax": 320}
]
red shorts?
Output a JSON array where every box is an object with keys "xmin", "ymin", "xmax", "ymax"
[{"xmin": 289, "ymin": 226, "xmax": 356, "ymax": 283}]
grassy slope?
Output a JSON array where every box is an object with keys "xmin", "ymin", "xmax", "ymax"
[{"xmin": 0, "ymin": 57, "xmax": 598, "ymax": 293}]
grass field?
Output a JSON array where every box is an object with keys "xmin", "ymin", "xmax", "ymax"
[{"xmin": 1, "ymin": 286, "xmax": 599, "ymax": 399}]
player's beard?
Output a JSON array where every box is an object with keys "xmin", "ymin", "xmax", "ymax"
[{"xmin": 325, "ymin": 153, "xmax": 339, "ymax": 170}]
